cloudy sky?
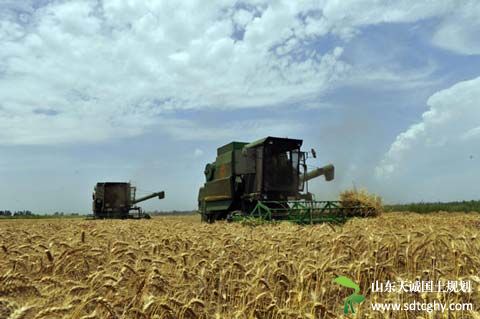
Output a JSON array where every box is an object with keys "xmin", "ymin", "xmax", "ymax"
[{"xmin": 0, "ymin": 0, "xmax": 479, "ymax": 213}]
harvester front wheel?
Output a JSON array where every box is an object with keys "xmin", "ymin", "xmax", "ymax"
[
  {"xmin": 206, "ymin": 213, "xmax": 216, "ymax": 224},
  {"xmin": 201, "ymin": 212, "xmax": 210, "ymax": 223}
]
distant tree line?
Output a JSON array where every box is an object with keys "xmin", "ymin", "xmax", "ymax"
[
  {"xmin": 53, "ymin": 212, "xmax": 79, "ymax": 216},
  {"xmin": 0, "ymin": 210, "xmax": 82, "ymax": 218},
  {"xmin": 386, "ymin": 200, "xmax": 480, "ymax": 213},
  {"xmin": 148, "ymin": 210, "xmax": 197, "ymax": 216},
  {"xmin": 0, "ymin": 210, "xmax": 33, "ymax": 216}
]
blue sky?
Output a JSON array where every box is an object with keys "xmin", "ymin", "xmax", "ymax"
[{"xmin": 0, "ymin": 0, "xmax": 479, "ymax": 213}]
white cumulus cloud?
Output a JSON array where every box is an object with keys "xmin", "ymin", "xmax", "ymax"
[
  {"xmin": 432, "ymin": 1, "xmax": 480, "ymax": 55},
  {"xmin": 375, "ymin": 76, "xmax": 480, "ymax": 201},
  {"xmin": 0, "ymin": 0, "xmax": 478, "ymax": 145},
  {"xmin": 0, "ymin": 0, "xmax": 351, "ymax": 144}
]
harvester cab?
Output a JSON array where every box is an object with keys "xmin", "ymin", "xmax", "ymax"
[
  {"xmin": 198, "ymin": 136, "xmax": 344, "ymax": 224},
  {"xmin": 92, "ymin": 182, "xmax": 165, "ymax": 219}
]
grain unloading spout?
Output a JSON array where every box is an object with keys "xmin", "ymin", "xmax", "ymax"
[
  {"xmin": 132, "ymin": 191, "xmax": 165, "ymax": 205},
  {"xmin": 302, "ymin": 164, "xmax": 335, "ymax": 182}
]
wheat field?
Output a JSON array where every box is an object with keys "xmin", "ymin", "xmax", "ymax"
[{"xmin": 0, "ymin": 213, "xmax": 479, "ymax": 319}]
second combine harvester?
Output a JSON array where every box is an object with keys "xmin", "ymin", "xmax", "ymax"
[
  {"xmin": 92, "ymin": 182, "xmax": 165, "ymax": 219},
  {"xmin": 198, "ymin": 136, "xmax": 370, "ymax": 224}
]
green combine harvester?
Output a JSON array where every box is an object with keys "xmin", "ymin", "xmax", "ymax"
[
  {"xmin": 198, "ymin": 136, "xmax": 373, "ymax": 224},
  {"xmin": 91, "ymin": 182, "xmax": 164, "ymax": 219}
]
